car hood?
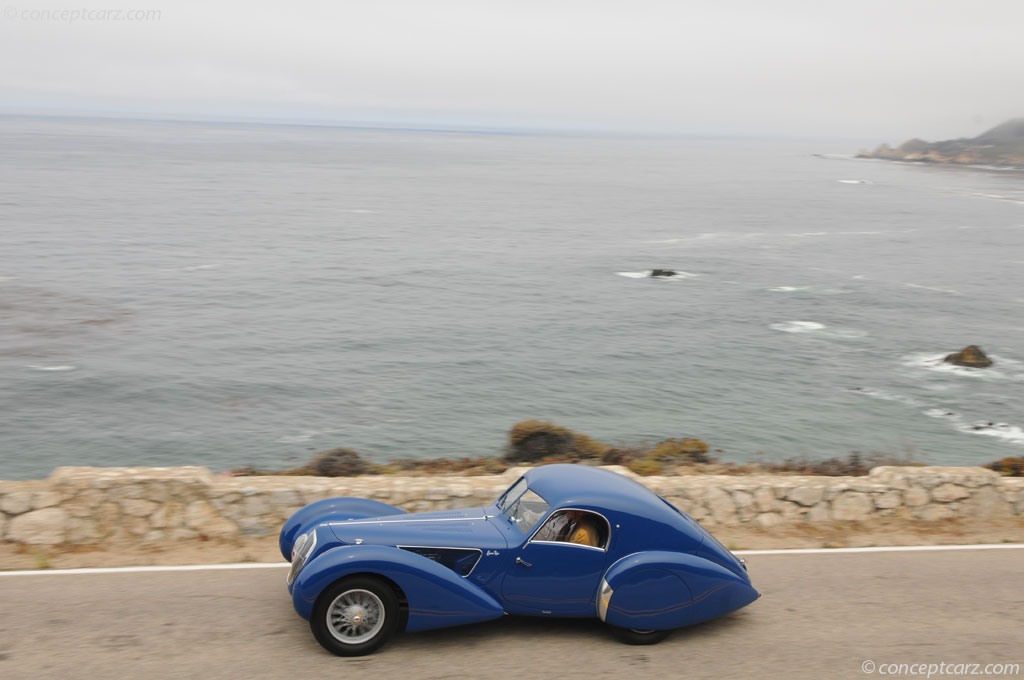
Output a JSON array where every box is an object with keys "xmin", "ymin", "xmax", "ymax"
[{"xmin": 325, "ymin": 506, "xmax": 507, "ymax": 550}]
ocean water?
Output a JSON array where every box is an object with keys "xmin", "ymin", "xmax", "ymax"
[{"xmin": 2, "ymin": 116, "xmax": 1023, "ymax": 480}]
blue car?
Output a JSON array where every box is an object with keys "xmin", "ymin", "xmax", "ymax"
[{"xmin": 281, "ymin": 464, "xmax": 759, "ymax": 656}]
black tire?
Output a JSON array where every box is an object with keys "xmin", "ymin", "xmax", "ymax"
[
  {"xmin": 310, "ymin": 576, "xmax": 400, "ymax": 656},
  {"xmin": 610, "ymin": 626, "xmax": 671, "ymax": 645}
]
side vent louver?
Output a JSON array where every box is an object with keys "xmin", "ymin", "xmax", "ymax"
[{"xmin": 398, "ymin": 546, "xmax": 482, "ymax": 577}]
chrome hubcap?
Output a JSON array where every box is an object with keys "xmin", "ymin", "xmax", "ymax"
[{"xmin": 326, "ymin": 589, "xmax": 385, "ymax": 644}]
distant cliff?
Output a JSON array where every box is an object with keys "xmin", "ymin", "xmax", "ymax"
[{"xmin": 857, "ymin": 119, "xmax": 1024, "ymax": 167}]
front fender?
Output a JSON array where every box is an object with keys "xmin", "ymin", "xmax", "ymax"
[
  {"xmin": 291, "ymin": 545, "xmax": 505, "ymax": 632},
  {"xmin": 279, "ymin": 498, "xmax": 406, "ymax": 560},
  {"xmin": 602, "ymin": 551, "xmax": 759, "ymax": 630}
]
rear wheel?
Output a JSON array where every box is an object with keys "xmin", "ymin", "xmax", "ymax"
[
  {"xmin": 610, "ymin": 626, "xmax": 671, "ymax": 645},
  {"xmin": 311, "ymin": 576, "xmax": 400, "ymax": 656}
]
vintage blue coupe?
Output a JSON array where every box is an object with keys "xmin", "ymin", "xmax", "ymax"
[{"xmin": 281, "ymin": 464, "xmax": 759, "ymax": 656}]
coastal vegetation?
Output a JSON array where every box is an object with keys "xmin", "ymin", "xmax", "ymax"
[
  {"xmin": 984, "ymin": 457, "xmax": 1024, "ymax": 477},
  {"xmin": 230, "ymin": 420, "xmax": 930, "ymax": 478}
]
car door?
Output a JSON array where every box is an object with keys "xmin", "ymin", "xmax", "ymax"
[{"xmin": 501, "ymin": 509, "xmax": 612, "ymax": 616}]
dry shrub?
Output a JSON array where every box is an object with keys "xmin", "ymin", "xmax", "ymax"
[
  {"xmin": 505, "ymin": 420, "xmax": 610, "ymax": 463},
  {"xmin": 985, "ymin": 457, "xmax": 1024, "ymax": 476}
]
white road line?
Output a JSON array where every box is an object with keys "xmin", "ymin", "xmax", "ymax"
[
  {"xmin": 0, "ymin": 562, "xmax": 289, "ymax": 577},
  {"xmin": 734, "ymin": 544, "xmax": 1024, "ymax": 556},
  {"xmin": 1, "ymin": 543, "xmax": 1022, "ymax": 577}
]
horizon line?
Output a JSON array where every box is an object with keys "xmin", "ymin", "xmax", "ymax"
[{"xmin": 0, "ymin": 108, "xmax": 872, "ymax": 143}]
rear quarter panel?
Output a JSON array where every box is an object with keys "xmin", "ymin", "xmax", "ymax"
[{"xmin": 603, "ymin": 551, "xmax": 759, "ymax": 630}]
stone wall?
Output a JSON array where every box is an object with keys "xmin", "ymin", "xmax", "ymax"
[{"xmin": 1, "ymin": 466, "xmax": 1022, "ymax": 545}]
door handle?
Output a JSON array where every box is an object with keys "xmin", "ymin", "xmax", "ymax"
[{"xmin": 516, "ymin": 557, "xmax": 532, "ymax": 567}]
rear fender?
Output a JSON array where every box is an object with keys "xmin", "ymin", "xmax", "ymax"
[
  {"xmin": 291, "ymin": 544, "xmax": 504, "ymax": 632},
  {"xmin": 279, "ymin": 498, "xmax": 406, "ymax": 560},
  {"xmin": 602, "ymin": 551, "xmax": 759, "ymax": 630}
]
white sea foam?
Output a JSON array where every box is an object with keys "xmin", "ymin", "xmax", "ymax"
[
  {"xmin": 276, "ymin": 434, "xmax": 314, "ymax": 443},
  {"xmin": 837, "ymin": 179, "xmax": 872, "ymax": 184},
  {"xmin": 847, "ymin": 387, "xmax": 924, "ymax": 407},
  {"xmin": 956, "ymin": 421, "xmax": 1024, "ymax": 446},
  {"xmin": 924, "ymin": 407, "xmax": 959, "ymax": 419},
  {"xmin": 343, "ymin": 209, "xmax": 378, "ymax": 214},
  {"xmin": 767, "ymin": 286, "xmax": 809, "ymax": 292},
  {"xmin": 276, "ymin": 427, "xmax": 345, "ymax": 444},
  {"xmin": 0, "ymin": 276, "xmax": 16, "ymax": 282},
  {"xmin": 901, "ymin": 353, "xmax": 1011, "ymax": 380},
  {"xmin": 904, "ymin": 283, "xmax": 961, "ymax": 295},
  {"xmin": 27, "ymin": 364, "xmax": 76, "ymax": 372},
  {"xmin": 770, "ymin": 321, "xmax": 826, "ymax": 333},
  {"xmin": 616, "ymin": 270, "xmax": 699, "ymax": 280},
  {"xmin": 828, "ymin": 329, "xmax": 868, "ymax": 339}
]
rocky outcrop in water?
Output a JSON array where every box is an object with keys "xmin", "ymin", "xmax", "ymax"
[
  {"xmin": 944, "ymin": 345, "xmax": 993, "ymax": 368},
  {"xmin": 650, "ymin": 269, "xmax": 678, "ymax": 277},
  {"xmin": 857, "ymin": 119, "xmax": 1024, "ymax": 167}
]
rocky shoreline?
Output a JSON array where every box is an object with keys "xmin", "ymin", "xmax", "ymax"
[{"xmin": 857, "ymin": 119, "xmax": 1024, "ymax": 168}]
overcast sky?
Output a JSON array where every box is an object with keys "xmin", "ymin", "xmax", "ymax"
[{"xmin": 1, "ymin": 0, "xmax": 1022, "ymax": 140}]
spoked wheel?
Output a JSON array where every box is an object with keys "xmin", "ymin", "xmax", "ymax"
[
  {"xmin": 610, "ymin": 626, "xmax": 671, "ymax": 645},
  {"xmin": 311, "ymin": 577, "xmax": 400, "ymax": 656}
]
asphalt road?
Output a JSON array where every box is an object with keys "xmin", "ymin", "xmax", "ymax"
[{"xmin": 2, "ymin": 549, "xmax": 1022, "ymax": 680}]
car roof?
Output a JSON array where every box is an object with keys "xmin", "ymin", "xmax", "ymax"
[{"xmin": 523, "ymin": 464, "xmax": 677, "ymax": 521}]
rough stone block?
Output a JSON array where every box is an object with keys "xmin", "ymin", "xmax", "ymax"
[
  {"xmin": 704, "ymin": 487, "xmax": 737, "ymax": 524},
  {"xmin": 831, "ymin": 492, "xmax": 873, "ymax": 520},
  {"xmin": 917, "ymin": 504, "xmax": 955, "ymax": 521},
  {"xmin": 185, "ymin": 501, "xmax": 238, "ymax": 537},
  {"xmin": 754, "ymin": 512, "xmax": 783, "ymax": 527},
  {"xmin": 7, "ymin": 507, "xmax": 68, "ymax": 544},
  {"xmin": 904, "ymin": 487, "xmax": 929, "ymax": 507},
  {"xmin": 121, "ymin": 499, "xmax": 158, "ymax": 517},
  {"xmin": 1, "ymin": 491, "xmax": 35, "ymax": 515},
  {"xmin": 931, "ymin": 483, "xmax": 969, "ymax": 503},
  {"xmin": 787, "ymin": 486, "xmax": 825, "ymax": 507},
  {"xmin": 874, "ymin": 491, "xmax": 902, "ymax": 509},
  {"xmin": 964, "ymin": 486, "xmax": 1011, "ymax": 519},
  {"xmin": 731, "ymin": 490, "xmax": 755, "ymax": 510},
  {"xmin": 806, "ymin": 504, "xmax": 831, "ymax": 522},
  {"xmin": 66, "ymin": 517, "xmax": 102, "ymax": 543}
]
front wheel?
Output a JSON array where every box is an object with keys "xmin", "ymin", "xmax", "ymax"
[
  {"xmin": 311, "ymin": 576, "xmax": 400, "ymax": 656},
  {"xmin": 610, "ymin": 626, "xmax": 671, "ymax": 645}
]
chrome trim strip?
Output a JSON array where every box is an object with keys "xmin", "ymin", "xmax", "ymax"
[
  {"xmin": 328, "ymin": 516, "xmax": 486, "ymax": 527},
  {"xmin": 529, "ymin": 540, "xmax": 606, "ymax": 552},
  {"xmin": 525, "ymin": 507, "xmax": 613, "ymax": 552},
  {"xmin": 396, "ymin": 545, "xmax": 484, "ymax": 578},
  {"xmin": 286, "ymin": 530, "xmax": 317, "ymax": 586},
  {"xmin": 597, "ymin": 579, "xmax": 613, "ymax": 621}
]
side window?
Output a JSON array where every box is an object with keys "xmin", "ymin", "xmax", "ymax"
[{"xmin": 532, "ymin": 510, "xmax": 609, "ymax": 549}]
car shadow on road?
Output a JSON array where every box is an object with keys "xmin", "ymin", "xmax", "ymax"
[{"xmin": 382, "ymin": 610, "xmax": 755, "ymax": 655}]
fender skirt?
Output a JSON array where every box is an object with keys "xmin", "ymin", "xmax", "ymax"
[
  {"xmin": 291, "ymin": 544, "xmax": 505, "ymax": 632},
  {"xmin": 279, "ymin": 498, "xmax": 406, "ymax": 560},
  {"xmin": 602, "ymin": 551, "xmax": 759, "ymax": 630}
]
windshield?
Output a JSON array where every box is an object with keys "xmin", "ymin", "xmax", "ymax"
[
  {"xmin": 502, "ymin": 488, "xmax": 550, "ymax": 534},
  {"xmin": 496, "ymin": 477, "xmax": 527, "ymax": 514}
]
